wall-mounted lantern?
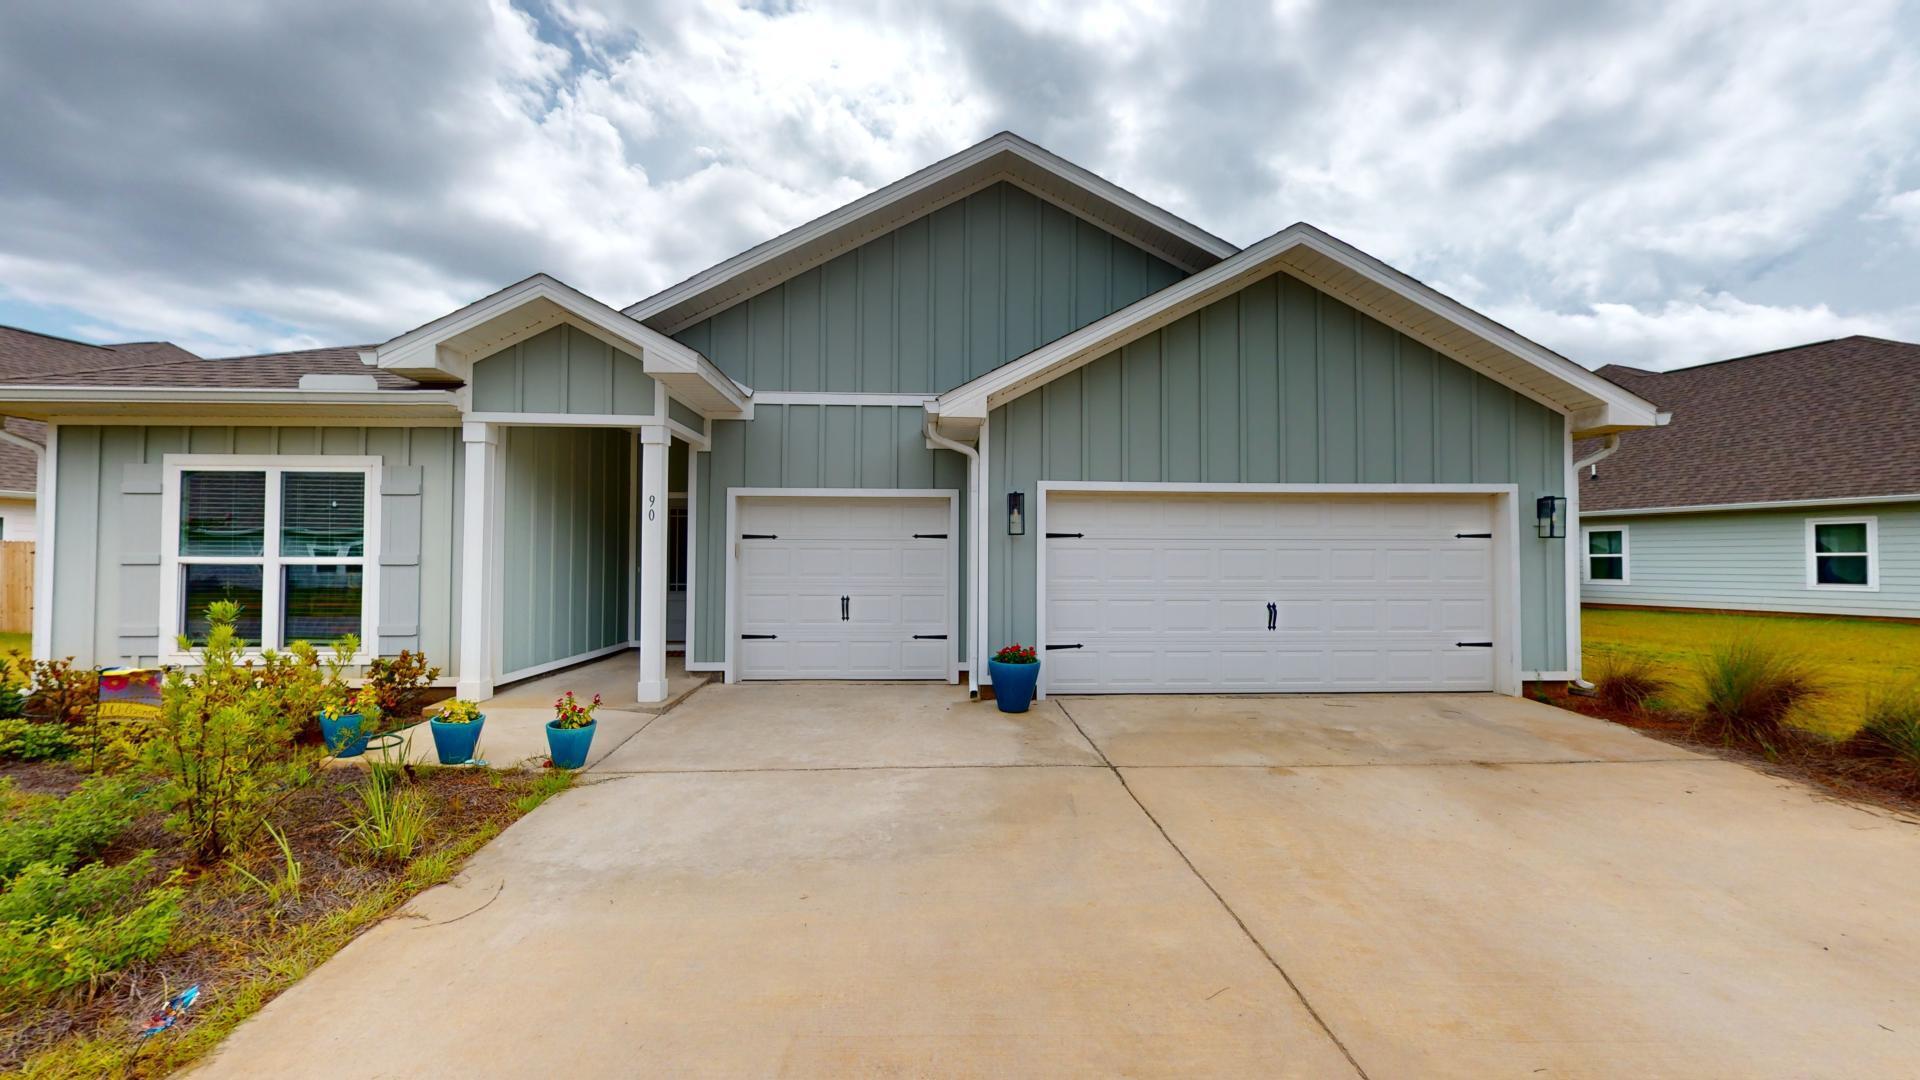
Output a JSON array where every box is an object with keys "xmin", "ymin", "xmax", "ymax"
[
  {"xmin": 1535, "ymin": 495, "xmax": 1567, "ymax": 539},
  {"xmin": 1007, "ymin": 491, "xmax": 1026, "ymax": 536}
]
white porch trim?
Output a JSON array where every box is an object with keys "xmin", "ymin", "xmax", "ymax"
[{"xmin": 635, "ymin": 424, "xmax": 672, "ymax": 702}]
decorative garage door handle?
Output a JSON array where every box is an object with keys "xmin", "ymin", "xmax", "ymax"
[
  {"xmin": 1045, "ymin": 643, "xmax": 1083, "ymax": 650},
  {"xmin": 741, "ymin": 533, "xmax": 777, "ymax": 539},
  {"xmin": 1454, "ymin": 532, "xmax": 1492, "ymax": 539},
  {"xmin": 1045, "ymin": 531, "xmax": 1084, "ymax": 538},
  {"xmin": 1267, "ymin": 602, "xmax": 1277, "ymax": 631},
  {"xmin": 913, "ymin": 634, "xmax": 947, "ymax": 640},
  {"xmin": 841, "ymin": 596, "xmax": 849, "ymax": 621},
  {"xmin": 912, "ymin": 533, "xmax": 947, "ymax": 539},
  {"xmin": 1455, "ymin": 641, "xmax": 1494, "ymax": 648},
  {"xmin": 741, "ymin": 634, "xmax": 777, "ymax": 640}
]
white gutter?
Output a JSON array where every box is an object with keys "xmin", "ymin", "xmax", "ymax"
[
  {"xmin": 923, "ymin": 414, "xmax": 982, "ymax": 697},
  {"xmin": 1573, "ymin": 434, "xmax": 1620, "ymax": 476}
]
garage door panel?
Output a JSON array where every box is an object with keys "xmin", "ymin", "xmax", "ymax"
[
  {"xmin": 737, "ymin": 496, "xmax": 953, "ymax": 681},
  {"xmin": 1044, "ymin": 492, "xmax": 1498, "ymax": 694}
]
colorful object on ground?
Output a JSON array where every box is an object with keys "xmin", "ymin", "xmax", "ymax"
[
  {"xmin": 139, "ymin": 984, "xmax": 200, "ymax": 1038},
  {"xmin": 98, "ymin": 667, "xmax": 164, "ymax": 722}
]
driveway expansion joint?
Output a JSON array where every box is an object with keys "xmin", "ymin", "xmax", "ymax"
[{"xmin": 1055, "ymin": 699, "xmax": 1373, "ymax": 1080}]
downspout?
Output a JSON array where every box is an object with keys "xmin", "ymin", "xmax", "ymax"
[
  {"xmin": 1565, "ymin": 433, "xmax": 1620, "ymax": 696},
  {"xmin": 1573, "ymin": 434, "xmax": 1620, "ymax": 476},
  {"xmin": 0, "ymin": 421, "xmax": 45, "ymax": 659},
  {"xmin": 924, "ymin": 413, "xmax": 982, "ymax": 696}
]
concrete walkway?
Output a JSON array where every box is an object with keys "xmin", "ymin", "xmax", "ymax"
[{"xmin": 195, "ymin": 686, "xmax": 1920, "ymax": 1078}]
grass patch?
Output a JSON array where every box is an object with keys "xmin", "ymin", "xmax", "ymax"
[
  {"xmin": 1683, "ymin": 638, "xmax": 1825, "ymax": 753},
  {"xmin": 5, "ymin": 765, "xmax": 571, "ymax": 1077},
  {"xmin": 1583, "ymin": 607, "xmax": 1920, "ymax": 738}
]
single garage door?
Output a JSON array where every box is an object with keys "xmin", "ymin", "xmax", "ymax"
[
  {"xmin": 736, "ymin": 496, "xmax": 954, "ymax": 680},
  {"xmin": 1044, "ymin": 492, "xmax": 1497, "ymax": 693}
]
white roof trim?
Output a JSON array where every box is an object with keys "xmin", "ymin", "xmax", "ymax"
[
  {"xmin": 363, "ymin": 273, "xmax": 749, "ymax": 417},
  {"xmin": 930, "ymin": 223, "xmax": 1663, "ymax": 440},
  {"xmin": 622, "ymin": 131, "xmax": 1238, "ymax": 334},
  {"xmin": 1582, "ymin": 492, "xmax": 1920, "ymax": 518}
]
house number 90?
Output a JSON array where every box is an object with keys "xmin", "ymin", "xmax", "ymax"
[{"xmin": 647, "ymin": 494, "xmax": 657, "ymax": 522}]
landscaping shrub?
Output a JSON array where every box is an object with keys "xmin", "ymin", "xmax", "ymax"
[
  {"xmin": 364, "ymin": 649, "xmax": 441, "ymax": 721},
  {"xmin": 1591, "ymin": 652, "xmax": 1668, "ymax": 713},
  {"xmin": 19, "ymin": 657, "xmax": 100, "ymax": 728},
  {"xmin": 1686, "ymin": 638, "xmax": 1825, "ymax": 752},
  {"xmin": 0, "ymin": 854, "xmax": 182, "ymax": 1003},
  {"xmin": 0, "ymin": 777, "xmax": 145, "ymax": 880},
  {"xmin": 1848, "ymin": 680, "xmax": 1920, "ymax": 773},
  {"xmin": 0, "ymin": 718, "xmax": 76, "ymax": 761},
  {"xmin": 345, "ymin": 775, "xmax": 429, "ymax": 864},
  {"xmin": 145, "ymin": 602, "xmax": 326, "ymax": 865}
]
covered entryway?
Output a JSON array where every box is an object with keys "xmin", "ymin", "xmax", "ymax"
[
  {"xmin": 730, "ymin": 491, "xmax": 957, "ymax": 681},
  {"xmin": 1041, "ymin": 487, "xmax": 1511, "ymax": 694}
]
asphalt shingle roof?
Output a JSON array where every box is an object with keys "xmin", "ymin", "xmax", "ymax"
[{"xmin": 1578, "ymin": 335, "xmax": 1920, "ymax": 512}]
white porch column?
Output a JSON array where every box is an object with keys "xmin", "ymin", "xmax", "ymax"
[
  {"xmin": 457, "ymin": 422, "xmax": 498, "ymax": 700},
  {"xmin": 636, "ymin": 424, "xmax": 671, "ymax": 703}
]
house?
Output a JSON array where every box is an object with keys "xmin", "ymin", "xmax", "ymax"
[
  {"xmin": 0, "ymin": 132, "xmax": 1662, "ymax": 701},
  {"xmin": 1578, "ymin": 336, "xmax": 1919, "ymax": 619}
]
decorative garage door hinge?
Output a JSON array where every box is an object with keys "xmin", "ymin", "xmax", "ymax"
[
  {"xmin": 741, "ymin": 533, "xmax": 778, "ymax": 539},
  {"xmin": 1045, "ymin": 643, "xmax": 1084, "ymax": 650},
  {"xmin": 741, "ymin": 634, "xmax": 777, "ymax": 640},
  {"xmin": 1045, "ymin": 532, "xmax": 1084, "ymax": 539},
  {"xmin": 912, "ymin": 533, "xmax": 947, "ymax": 539},
  {"xmin": 913, "ymin": 634, "xmax": 947, "ymax": 640},
  {"xmin": 1455, "ymin": 641, "xmax": 1494, "ymax": 648},
  {"xmin": 1454, "ymin": 532, "xmax": 1493, "ymax": 539}
]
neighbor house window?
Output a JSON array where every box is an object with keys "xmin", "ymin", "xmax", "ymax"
[
  {"xmin": 1582, "ymin": 527, "xmax": 1628, "ymax": 583},
  {"xmin": 162, "ymin": 457, "xmax": 379, "ymax": 657},
  {"xmin": 1806, "ymin": 517, "xmax": 1876, "ymax": 590}
]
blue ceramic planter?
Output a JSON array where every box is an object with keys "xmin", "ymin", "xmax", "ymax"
[
  {"xmin": 545, "ymin": 720, "xmax": 597, "ymax": 769},
  {"xmin": 988, "ymin": 659, "xmax": 1040, "ymax": 713},
  {"xmin": 319, "ymin": 712, "xmax": 372, "ymax": 757},
  {"xmin": 429, "ymin": 715, "xmax": 485, "ymax": 764}
]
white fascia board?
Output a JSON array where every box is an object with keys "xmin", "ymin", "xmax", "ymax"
[
  {"xmin": 935, "ymin": 224, "xmax": 1663, "ymax": 434},
  {"xmin": 0, "ymin": 386, "xmax": 461, "ymax": 422},
  {"xmin": 621, "ymin": 132, "xmax": 1237, "ymax": 330},
  {"xmin": 1581, "ymin": 492, "xmax": 1920, "ymax": 518},
  {"xmin": 365, "ymin": 273, "xmax": 749, "ymax": 417}
]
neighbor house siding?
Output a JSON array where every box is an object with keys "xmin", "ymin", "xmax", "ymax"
[
  {"xmin": 988, "ymin": 270, "xmax": 1573, "ymax": 673},
  {"xmin": 672, "ymin": 182, "xmax": 1188, "ymax": 393},
  {"xmin": 690, "ymin": 403, "xmax": 970, "ymax": 667},
  {"xmin": 499, "ymin": 426, "xmax": 632, "ymax": 675},
  {"xmin": 1581, "ymin": 502, "xmax": 1920, "ymax": 618},
  {"xmin": 50, "ymin": 424, "xmax": 463, "ymax": 673},
  {"xmin": 471, "ymin": 324, "xmax": 656, "ymax": 415}
]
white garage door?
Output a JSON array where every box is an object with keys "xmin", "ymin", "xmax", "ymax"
[
  {"xmin": 1043, "ymin": 492, "xmax": 1497, "ymax": 693},
  {"xmin": 735, "ymin": 496, "xmax": 953, "ymax": 680}
]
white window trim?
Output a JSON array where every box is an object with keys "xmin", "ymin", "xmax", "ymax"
[
  {"xmin": 1805, "ymin": 516, "xmax": 1878, "ymax": 591},
  {"xmin": 1580, "ymin": 525, "xmax": 1629, "ymax": 585},
  {"xmin": 159, "ymin": 454, "xmax": 382, "ymax": 664}
]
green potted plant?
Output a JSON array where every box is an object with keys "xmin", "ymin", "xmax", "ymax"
[
  {"xmin": 988, "ymin": 643, "xmax": 1040, "ymax": 713},
  {"xmin": 546, "ymin": 690, "xmax": 600, "ymax": 769},
  {"xmin": 429, "ymin": 698, "xmax": 485, "ymax": 764}
]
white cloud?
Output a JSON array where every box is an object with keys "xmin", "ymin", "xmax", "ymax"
[{"xmin": 1491, "ymin": 291, "xmax": 1909, "ymax": 371}]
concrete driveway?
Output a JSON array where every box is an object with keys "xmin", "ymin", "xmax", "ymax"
[{"xmin": 194, "ymin": 685, "xmax": 1920, "ymax": 1078}]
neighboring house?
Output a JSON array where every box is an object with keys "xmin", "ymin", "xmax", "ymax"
[
  {"xmin": 0, "ymin": 132, "xmax": 1660, "ymax": 701},
  {"xmin": 1578, "ymin": 336, "xmax": 1919, "ymax": 619}
]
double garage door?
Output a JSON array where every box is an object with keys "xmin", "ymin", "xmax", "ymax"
[
  {"xmin": 1044, "ymin": 492, "xmax": 1498, "ymax": 694},
  {"xmin": 735, "ymin": 496, "xmax": 954, "ymax": 681}
]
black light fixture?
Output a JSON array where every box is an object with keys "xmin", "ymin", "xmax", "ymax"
[
  {"xmin": 1536, "ymin": 495, "xmax": 1568, "ymax": 539},
  {"xmin": 1007, "ymin": 491, "xmax": 1026, "ymax": 536}
]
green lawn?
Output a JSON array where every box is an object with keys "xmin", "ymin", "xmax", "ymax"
[{"xmin": 1582, "ymin": 607, "xmax": 1920, "ymax": 738}]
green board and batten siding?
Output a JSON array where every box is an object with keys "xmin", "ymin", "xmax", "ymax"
[
  {"xmin": 1582, "ymin": 503, "xmax": 1920, "ymax": 618},
  {"xmin": 50, "ymin": 425, "xmax": 464, "ymax": 673},
  {"xmin": 471, "ymin": 324, "xmax": 656, "ymax": 415},
  {"xmin": 498, "ymin": 427, "xmax": 632, "ymax": 674},
  {"xmin": 987, "ymin": 270, "xmax": 1574, "ymax": 674},
  {"xmin": 672, "ymin": 182, "xmax": 1186, "ymax": 392}
]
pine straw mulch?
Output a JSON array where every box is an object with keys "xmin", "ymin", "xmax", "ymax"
[
  {"xmin": 1535, "ymin": 684, "xmax": 1920, "ymax": 821},
  {"xmin": 1, "ymin": 757, "xmax": 561, "ymax": 1076}
]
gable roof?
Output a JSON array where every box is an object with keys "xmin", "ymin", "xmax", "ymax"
[
  {"xmin": 1580, "ymin": 336, "xmax": 1920, "ymax": 514},
  {"xmin": 930, "ymin": 222, "xmax": 1664, "ymax": 440},
  {"xmin": 623, "ymin": 131, "xmax": 1237, "ymax": 335}
]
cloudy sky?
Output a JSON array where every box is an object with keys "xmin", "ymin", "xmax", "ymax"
[{"xmin": 2, "ymin": 0, "xmax": 1917, "ymax": 371}]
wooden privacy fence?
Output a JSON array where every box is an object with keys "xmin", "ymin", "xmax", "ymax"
[{"xmin": 0, "ymin": 541, "xmax": 32, "ymax": 633}]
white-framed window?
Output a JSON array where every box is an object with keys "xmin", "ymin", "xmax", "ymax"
[
  {"xmin": 1581, "ymin": 526, "xmax": 1628, "ymax": 584},
  {"xmin": 159, "ymin": 455, "xmax": 381, "ymax": 662},
  {"xmin": 1806, "ymin": 516, "xmax": 1877, "ymax": 591}
]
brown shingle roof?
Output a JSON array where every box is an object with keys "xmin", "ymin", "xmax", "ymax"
[
  {"xmin": 0, "ymin": 418, "xmax": 43, "ymax": 493},
  {"xmin": 1578, "ymin": 336, "xmax": 1920, "ymax": 512},
  {"xmin": 8, "ymin": 345, "xmax": 426, "ymax": 390}
]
